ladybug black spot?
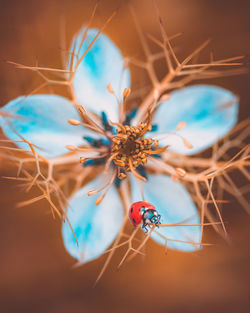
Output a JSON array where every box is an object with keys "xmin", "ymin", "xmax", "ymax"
[
  {"xmin": 131, "ymin": 207, "xmax": 133, "ymax": 213},
  {"xmin": 132, "ymin": 218, "xmax": 136, "ymax": 224}
]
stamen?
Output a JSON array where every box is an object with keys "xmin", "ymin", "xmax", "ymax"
[
  {"xmin": 68, "ymin": 118, "xmax": 82, "ymax": 125},
  {"xmin": 183, "ymin": 138, "xmax": 193, "ymax": 149},
  {"xmin": 93, "ymin": 170, "xmax": 117, "ymax": 205},
  {"xmin": 144, "ymin": 145, "xmax": 169, "ymax": 154},
  {"xmin": 119, "ymin": 88, "xmax": 131, "ymax": 123},
  {"xmin": 118, "ymin": 172, "xmax": 127, "ymax": 179},
  {"xmin": 129, "ymin": 158, "xmax": 146, "ymax": 182},
  {"xmin": 104, "ymin": 152, "xmax": 119, "ymax": 173},
  {"xmin": 155, "ymin": 131, "xmax": 193, "ymax": 150},
  {"xmin": 123, "ymin": 88, "xmax": 131, "ymax": 99},
  {"xmin": 68, "ymin": 115, "xmax": 109, "ymax": 135},
  {"xmin": 109, "ymin": 115, "xmax": 167, "ymax": 181},
  {"xmin": 107, "ymin": 83, "xmax": 114, "ymax": 94},
  {"xmin": 87, "ymin": 171, "xmax": 117, "ymax": 196},
  {"xmin": 65, "ymin": 145, "xmax": 78, "ymax": 151},
  {"xmin": 176, "ymin": 121, "xmax": 187, "ymax": 130},
  {"xmin": 80, "ymin": 157, "xmax": 86, "ymax": 163},
  {"xmin": 110, "ymin": 121, "xmax": 126, "ymax": 133}
]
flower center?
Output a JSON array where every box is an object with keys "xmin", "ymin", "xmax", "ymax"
[
  {"xmin": 111, "ymin": 122, "xmax": 159, "ymax": 180},
  {"xmin": 71, "ymin": 110, "xmax": 169, "ymax": 183}
]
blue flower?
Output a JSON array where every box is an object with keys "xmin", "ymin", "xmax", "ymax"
[{"xmin": 0, "ymin": 27, "xmax": 238, "ymax": 264}]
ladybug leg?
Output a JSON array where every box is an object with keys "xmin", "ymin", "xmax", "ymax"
[
  {"xmin": 156, "ymin": 214, "xmax": 161, "ymax": 228},
  {"xmin": 142, "ymin": 216, "xmax": 151, "ymax": 233},
  {"xmin": 141, "ymin": 223, "xmax": 148, "ymax": 233}
]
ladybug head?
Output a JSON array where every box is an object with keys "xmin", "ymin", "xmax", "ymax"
[
  {"xmin": 150, "ymin": 213, "xmax": 161, "ymax": 224},
  {"xmin": 142, "ymin": 209, "xmax": 161, "ymax": 225}
]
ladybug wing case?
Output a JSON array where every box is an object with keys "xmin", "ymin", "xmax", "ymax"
[
  {"xmin": 129, "ymin": 202, "xmax": 144, "ymax": 226},
  {"xmin": 129, "ymin": 201, "xmax": 156, "ymax": 226}
]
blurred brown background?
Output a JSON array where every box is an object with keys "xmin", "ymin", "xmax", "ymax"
[{"xmin": 0, "ymin": 0, "xmax": 250, "ymax": 312}]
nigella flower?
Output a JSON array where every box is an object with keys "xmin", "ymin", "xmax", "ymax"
[{"xmin": 0, "ymin": 24, "xmax": 239, "ymax": 266}]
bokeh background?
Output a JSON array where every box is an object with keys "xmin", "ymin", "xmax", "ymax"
[{"xmin": 0, "ymin": 0, "xmax": 250, "ymax": 312}]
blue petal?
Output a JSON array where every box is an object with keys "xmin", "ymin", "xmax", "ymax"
[
  {"xmin": 131, "ymin": 174, "xmax": 201, "ymax": 252},
  {"xmin": 153, "ymin": 85, "xmax": 238, "ymax": 155},
  {"xmin": 70, "ymin": 27, "xmax": 130, "ymax": 122},
  {"xmin": 0, "ymin": 95, "xmax": 88, "ymax": 158},
  {"xmin": 62, "ymin": 176, "xmax": 124, "ymax": 264}
]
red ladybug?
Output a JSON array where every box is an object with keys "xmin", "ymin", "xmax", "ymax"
[{"xmin": 129, "ymin": 201, "xmax": 161, "ymax": 232}]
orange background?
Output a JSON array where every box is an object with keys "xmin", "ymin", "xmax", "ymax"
[{"xmin": 0, "ymin": 0, "xmax": 250, "ymax": 312}]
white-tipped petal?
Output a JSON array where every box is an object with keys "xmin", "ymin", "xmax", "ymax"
[
  {"xmin": 62, "ymin": 176, "xmax": 124, "ymax": 264},
  {"xmin": 153, "ymin": 85, "xmax": 238, "ymax": 155},
  {"xmin": 0, "ymin": 95, "xmax": 93, "ymax": 158},
  {"xmin": 70, "ymin": 27, "xmax": 130, "ymax": 122},
  {"xmin": 131, "ymin": 174, "xmax": 201, "ymax": 252}
]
